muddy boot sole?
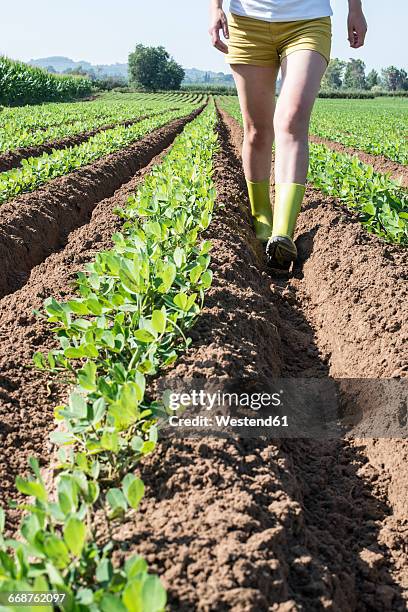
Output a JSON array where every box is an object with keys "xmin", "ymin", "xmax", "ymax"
[{"xmin": 266, "ymin": 236, "xmax": 297, "ymax": 273}]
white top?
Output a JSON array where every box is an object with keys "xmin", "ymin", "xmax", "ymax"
[{"xmin": 229, "ymin": 0, "xmax": 333, "ymax": 22}]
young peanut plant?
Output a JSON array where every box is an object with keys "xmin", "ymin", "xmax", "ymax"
[{"xmin": 0, "ymin": 103, "xmax": 218, "ymax": 611}]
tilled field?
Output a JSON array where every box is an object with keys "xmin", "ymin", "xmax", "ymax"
[{"xmin": 0, "ymin": 104, "xmax": 407, "ymax": 610}]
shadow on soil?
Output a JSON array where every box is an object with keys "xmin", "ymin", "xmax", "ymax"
[{"xmin": 269, "ymin": 213, "xmax": 406, "ymax": 610}]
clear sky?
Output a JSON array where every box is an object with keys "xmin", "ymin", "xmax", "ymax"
[{"xmin": 0, "ymin": 1, "xmax": 406, "ymax": 74}]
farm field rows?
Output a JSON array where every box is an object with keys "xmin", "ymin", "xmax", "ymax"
[
  {"xmin": 0, "ymin": 93, "xmax": 407, "ymax": 611},
  {"xmin": 0, "ymin": 92, "xmax": 206, "ymax": 172},
  {"xmin": 0, "ymin": 105, "xmax": 202, "ymax": 204},
  {"xmin": 309, "ymin": 98, "xmax": 408, "ymax": 164}
]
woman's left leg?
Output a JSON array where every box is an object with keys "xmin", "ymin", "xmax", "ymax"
[{"xmin": 267, "ymin": 50, "xmax": 327, "ymax": 269}]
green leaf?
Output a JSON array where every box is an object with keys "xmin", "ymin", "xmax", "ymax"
[
  {"xmin": 85, "ymin": 297, "xmax": 103, "ymax": 315},
  {"xmin": 141, "ymin": 441, "xmax": 155, "ymax": 455},
  {"xmin": 49, "ymin": 431, "xmax": 75, "ymax": 446},
  {"xmin": 63, "ymin": 517, "xmax": 86, "ymax": 557},
  {"xmin": 130, "ymin": 436, "xmax": 144, "ymax": 452},
  {"xmin": 78, "ymin": 362, "xmax": 97, "ymax": 391},
  {"xmin": 122, "ymin": 475, "xmax": 145, "ymax": 510},
  {"xmin": 64, "ymin": 346, "xmax": 87, "ymax": 359},
  {"xmin": 125, "ymin": 556, "xmax": 148, "ymax": 579},
  {"xmin": 43, "ymin": 535, "xmax": 70, "ymax": 569},
  {"xmin": 189, "ymin": 265, "xmax": 203, "ymax": 284},
  {"xmin": 67, "ymin": 300, "xmax": 90, "ymax": 315},
  {"xmin": 174, "ymin": 292, "xmax": 188, "ymax": 310},
  {"xmin": 101, "ymin": 431, "xmax": 119, "ymax": 453},
  {"xmin": 108, "ymin": 381, "xmax": 144, "ymax": 430},
  {"xmin": 28, "ymin": 457, "xmax": 43, "ymax": 482},
  {"xmin": 96, "ymin": 558, "xmax": 113, "ymax": 584},
  {"xmin": 157, "ymin": 262, "xmax": 176, "ymax": 293},
  {"xmin": 142, "ymin": 575, "xmax": 167, "ymax": 612},
  {"xmin": 151, "ymin": 309, "xmax": 166, "ymax": 335},
  {"xmin": 107, "ymin": 488, "xmax": 127, "ymax": 512},
  {"xmin": 101, "ymin": 594, "xmax": 127, "ymax": 612},
  {"xmin": 45, "ymin": 562, "xmax": 64, "ymax": 587},
  {"xmin": 200, "ymin": 270, "xmax": 213, "ymax": 290},
  {"xmin": 92, "ymin": 398, "xmax": 107, "ymax": 425},
  {"xmin": 134, "ymin": 329, "xmax": 156, "ymax": 343},
  {"xmin": 122, "ymin": 579, "xmax": 143, "ymax": 612},
  {"xmin": 199, "ymin": 240, "xmax": 212, "ymax": 255},
  {"xmin": 21, "ymin": 513, "xmax": 41, "ymax": 545},
  {"xmin": 33, "ymin": 352, "xmax": 46, "ymax": 370},
  {"xmin": 173, "ymin": 247, "xmax": 184, "ymax": 268},
  {"xmin": 76, "ymin": 588, "xmax": 94, "ymax": 605},
  {"xmin": 15, "ymin": 477, "xmax": 47, "ymax": 503},
  {"xmin": 68, "ymin": 392, "xmax": 88, "ymax": 419}
]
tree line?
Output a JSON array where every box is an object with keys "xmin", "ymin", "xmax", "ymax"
[
  {"xmin": 50, "ymin": 45, "xmax": 408, "ymax": 94},
  {"xmin": 322, "ymin": 59, "xmax": 408, "ymax": 92}
]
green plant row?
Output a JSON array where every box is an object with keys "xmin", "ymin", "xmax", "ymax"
[
  {"xmin": 308, "ymin": 143, "xmax": 408, "ymax": 244},
  {"xmin": 0, "ymin": 56, "xmax": 92, "ymax": 106},
  {"xmin": 0, "ymin": 99, "xmax": 183, "ymax": 154},
  {"xmin": 0, "ymin": 103, "xmax": 219, "ymax": 611},
  {"xmin": 221, "ymin": 95, "xmax": 408, "ymax": 165},
  {"xmin": 0, "ymin": 92, "xmax": 204, "ymax": 131},
  {"xmin": 220, "ymin": 98, "xmax": 408, "ymax": 245},
  {"xmin": 0, "ymin": 104, "xmax": 199, "ymax": 205}
]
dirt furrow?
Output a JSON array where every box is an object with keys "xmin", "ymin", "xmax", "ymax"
[
  {"xmin": 0, "ymin": 128, "xmax": 192, "ymax": 533},
  {"xmin": 0, "ymin": 107, "xmax": 202, "ymax": 299},
  {"xmin": 106, "ymin": 110, "xmax": 407, "ymax": 611},
  {"xmin": 0, "ymin": 108, "xmax": 180, "ymax": 172},
  {"xmin": 222, "ymin": 108, "xmax": 408, "ymax": 601},
  {"xmin": 309, "ymin": 135, "xmax": 408, "ymax": 187}
]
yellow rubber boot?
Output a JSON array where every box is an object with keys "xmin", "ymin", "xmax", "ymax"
[
  {"xmin": 267, "ymin": 183, "xmax": 306, "ymax": 270},
  {"xmin": 246, "ymin": 179, "xmax": 273, "ymax": 243}
]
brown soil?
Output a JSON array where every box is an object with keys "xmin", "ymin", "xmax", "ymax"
[
  {"xmin": 309, "ymin": 135, "xmax": 408, "ymax": 188},
  {"xmin": 0, "ymin": 105, "xmax": 407, "ymax": 610},
  {"xmin": 0, "ymin": 108, "xmax": 179, "ymax": 172},
  {"xmin": 0, "ymin": 108, "xmax": 201, "ymax": 299}
]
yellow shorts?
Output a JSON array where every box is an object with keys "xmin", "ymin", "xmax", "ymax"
[{"xmin": 226, "ymin": 13, "xmax": 332, "ymax": 66}]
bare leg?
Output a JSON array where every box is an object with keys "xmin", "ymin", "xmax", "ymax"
[
  {"xmin": 274, "ymin": 50, "xmax": 327, "ymax": 184},
  {"xmin": 267, "ymin": 51, "xmax": 327, "ymax": 270},
  {"xmin": 230, "ymin": 64, "xmax": 279, "ymax": 182}
]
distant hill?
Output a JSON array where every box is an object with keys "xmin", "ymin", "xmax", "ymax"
[
  {"xmin": 29, "ymin": 56, "xmax": 128, "ymax": 79},
  {"xmin": 183, "ymin": 68, "xmax": 234, "ymax": 87},
  {"xmin": 29, "ymin": 57, "xmax": 234, "ymax": 86}
]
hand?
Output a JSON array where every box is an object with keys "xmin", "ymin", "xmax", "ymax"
[
  {"xmin": 348, "ymin": 7, "xmax": 367, "ymax": 48},
  {"xmin": 209, "ymin": 8, "xmax": 229, "ymax": 53}
]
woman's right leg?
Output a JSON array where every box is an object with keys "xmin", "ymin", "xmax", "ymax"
[{"xmin": 230, "ymin": 64, "xmax": 279, "ymax": 242}]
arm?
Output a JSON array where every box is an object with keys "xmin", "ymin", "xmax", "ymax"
[
  {"xmin": 209, "ymin": 0, "xmax": 229, "ymax": 53},
  {"xmin": 348, "ymin": 0, "xmax": 367, "ymax": 48}
]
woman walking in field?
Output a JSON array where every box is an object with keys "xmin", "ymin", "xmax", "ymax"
[{"xmin": 209, "ymin": 0, "xmax": 367, "ymax": 270}]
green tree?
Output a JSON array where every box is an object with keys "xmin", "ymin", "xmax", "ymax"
[
  {"xmin": 128, "ymin": 44, "xmax": 185, "ymax": 91},
  {"xmin": 381, "ymin": 66, "xmax": 408, "ymax": 91},
  {"xmin": 321, "ymin": 58, "xmax": 346, "ymax": 90},
  {"xmin": 344, "ymin": 59, "xmax": 367, "ymax": 89},
  {"xmin": 366, "ymin": 69, "xmax": 379, "ymax": 90}
]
